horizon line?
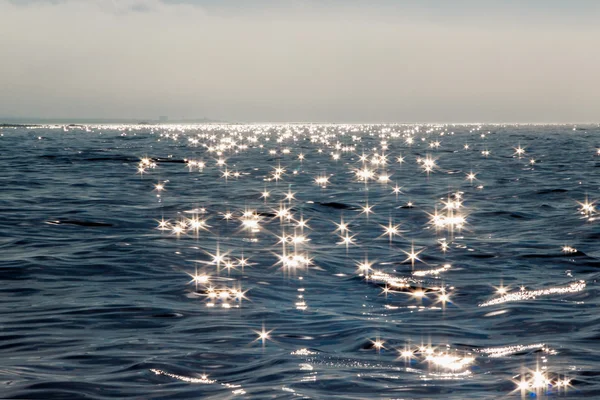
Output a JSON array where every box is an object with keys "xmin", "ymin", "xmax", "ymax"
[{"xmin": 1, "ymin": 117, "xmax": 599, "ymax": 126}]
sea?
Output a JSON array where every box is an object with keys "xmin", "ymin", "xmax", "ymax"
[{"xmin": 1, "ymin": 123, "xmax": 599, "ymax": 399}]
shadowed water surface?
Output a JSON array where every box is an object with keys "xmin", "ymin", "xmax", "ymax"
[{"xmin": 1, "ymin": 123, "xmax": 599, "ymax": 399}]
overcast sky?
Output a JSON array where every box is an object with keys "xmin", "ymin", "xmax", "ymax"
[{"xmin": 1, "ymin": 0, "xmax": 599, "ymax": 122}]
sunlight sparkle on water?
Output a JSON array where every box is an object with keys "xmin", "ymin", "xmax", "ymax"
[{"xmin": 127, "ymin": 123, "xmax": 595, "ymax": 397}]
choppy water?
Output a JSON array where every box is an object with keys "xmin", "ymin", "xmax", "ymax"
[{"xmin": 1, "ymin": 123, "xmax": 600, "ymax": 399}]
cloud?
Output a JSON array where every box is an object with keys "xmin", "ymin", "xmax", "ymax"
[{"xmin": 0, "ymin": 0, "xmax": 599, "ymax": 122}]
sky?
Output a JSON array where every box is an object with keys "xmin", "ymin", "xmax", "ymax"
[{"xmin": 1, "ymin": 0, "xmax": 599, "ymax": 123}]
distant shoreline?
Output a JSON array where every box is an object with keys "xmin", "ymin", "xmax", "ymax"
[{"xmin": 0, "ymin": 118, "xmax": 220, "ymax": 126}]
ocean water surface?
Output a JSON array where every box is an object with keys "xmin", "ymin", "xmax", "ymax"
[{"xmin": 1, "ymin": 123, "xmax": 599, "ymax": 399}]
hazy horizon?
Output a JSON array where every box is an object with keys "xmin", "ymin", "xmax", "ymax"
[
  {"xmin": 2, "ymin": 0, "xmax": 599, "ymax": 123},
  {"xmin": 1, "ymin": 116, "xmax": 599, "ymax": 125}
]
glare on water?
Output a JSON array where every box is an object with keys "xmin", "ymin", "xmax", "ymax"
[{"xmin": 4, "ymin": 122, "xmax": 598, "ymax": 398}]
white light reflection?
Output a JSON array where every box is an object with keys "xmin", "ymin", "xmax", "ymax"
[{"xmin": 479, "ymin": 281, "xmax": 585, "ymax": 307}]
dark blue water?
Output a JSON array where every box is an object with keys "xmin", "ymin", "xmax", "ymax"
[{"xmin": 1, "ymin": 124, "xmax": 599, "ymax": 399}]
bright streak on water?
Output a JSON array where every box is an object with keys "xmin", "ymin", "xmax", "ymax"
[{"xmin": 479, "ymin": 281, "xmax": 586, "ymax": 307}]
